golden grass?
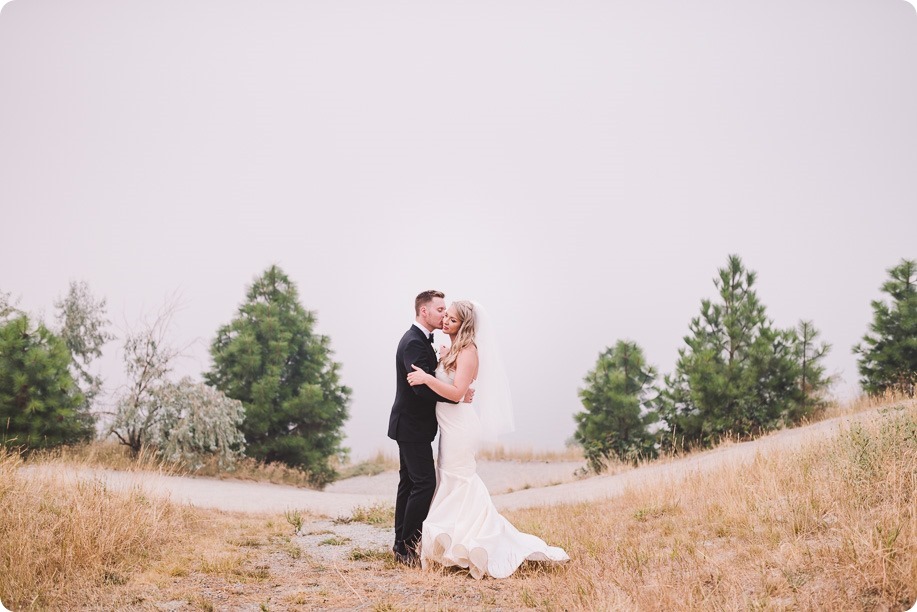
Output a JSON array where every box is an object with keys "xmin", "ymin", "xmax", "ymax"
[
  {"xmin": 334, "ymin": 502, "xmax": 396, "ymax": 527},
  {"xmin": 332, "ymin": 449, "xmax": 400, "ymax": 479},
  {"xmin": 4, "ymin": 398, "xmax": 914, "ymax": 610},
  {"xmin": 476, "ymin": 443, "xmax": 585, "ymax": 462},
  {"xmin": 1, "ymin": 445, "xmax": 317, "ymax": 610},
  {"xmin": 493, "ymin": 400, "xmax": 917, "ymax": 610},
  {"xmin": 0, "ymin": 447, "xmax": 198, "ymax": 610},
  {"xmin": 334, "ymin": 445, "xmax": 584, "ymax": 477},
  {"xmin": 819, "ymin": 389, "xmax": 916, "ymax": 421},
  {"xmin": 31, "ymin": 440, "xmax": 170, "ymax": 473},
  {"xmin": 31, "ymin": 440, "xmax": 319, "ymax": 486}
]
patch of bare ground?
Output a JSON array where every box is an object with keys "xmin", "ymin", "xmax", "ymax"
[{"xmin": 86, "ymin": 507, "xmax": 568, "ymax": 611}]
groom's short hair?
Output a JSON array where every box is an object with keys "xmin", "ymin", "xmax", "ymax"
[{"xmin": 415, "ymin": 290, "xmax": 445, "ymax": 315}]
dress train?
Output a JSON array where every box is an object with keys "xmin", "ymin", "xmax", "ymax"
[{"xmin": 420, "ymin": 367, "xmax": 569, "ymax": 579}]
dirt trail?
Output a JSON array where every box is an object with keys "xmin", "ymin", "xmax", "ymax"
[
  {"xmin": 494, "ymin": 406, "xmax": 891, "ymax": 510},
  {"xmin": 21, "ymin": 459, "xmax": 584, "ymax": 518},
  {"xmin": 24, "ymin": 405, "xmax": 898, "ymax": 518}
]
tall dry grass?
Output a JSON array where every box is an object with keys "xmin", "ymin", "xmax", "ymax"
[
  {"xmin": 31, "ymin": 440, "xmax": 168, "ymax": 472},
  {"xmin": 35, "ymin": 440, "xmax": 321, "ymax": 487},
  {"xmin": 499, "ymin": 400, "xmax": 917, "ymax": 610},
  {"xmin": 476, "ymin": 443, "xmax": 585, "ymax": 463},
  {"xmin": 0, "ymin": 447, "xmax": 200, "ymax": 610},
  {"xmin": 4, "ymin": 399, "xmax": 914, "ymax": 610},
  {"xmin": 332, "ymin": 449, "xmax": 400, "ymax": 479},
  {"xmin": 821, "ymin": 389, "xmax": 916, "ymax": 421},
  {"xmin": 39, "ymin": 441, "xmax": 413, "ymax": 487}
]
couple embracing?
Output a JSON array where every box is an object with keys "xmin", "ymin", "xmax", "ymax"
[{"xmin": 387, "ymin": 290, "xmax": 569, "ymax": 579}]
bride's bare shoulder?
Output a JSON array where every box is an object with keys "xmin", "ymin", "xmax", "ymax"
[
  {"xmin": 458, "ymin": 345, "xmax": 479, "ymax": 379},
  {"xmin": 457, "ymin": 345, "xmax": 478, "ymax": 365}
]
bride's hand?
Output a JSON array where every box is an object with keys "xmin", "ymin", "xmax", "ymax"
[{"xmin": 407, "ymin": 364, "xmax": 431, "ymax": 386}]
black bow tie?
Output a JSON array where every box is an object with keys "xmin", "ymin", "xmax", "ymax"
[{"xmin": 428, "ymin": 333, "xmax": 434, "ymax": 344}]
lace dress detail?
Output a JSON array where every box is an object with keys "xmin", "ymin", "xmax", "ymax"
[{"xmin": 420, "ymin": 367, "xmax": 569, "ymax": 579}]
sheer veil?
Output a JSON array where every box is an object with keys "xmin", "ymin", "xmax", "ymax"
[{"xmin": 470, "ymin": 301, "xmax": 515, "ymax": 442}]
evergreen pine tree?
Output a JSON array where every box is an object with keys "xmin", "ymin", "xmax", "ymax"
[
  {"xmin": 0, "ymin": 315, "xmax": 89, "ymax": 449},
  {"xmin": 854, "ymin": 258, "xmax": 917, "ymax": 395},
  {"xmin": 573, "ymin": 340, "xmax": 658, "ymax": 470},
  {"xmin": 788, "ymin": 320, "xmax": 832, "ymax": 421},
  {"xmin": 658, "ymin": 255, "xmax": 801, "ymax": 450},
  {"xmin": 206, "ymin": 266, "xmax": 351, "ymax": 486}
]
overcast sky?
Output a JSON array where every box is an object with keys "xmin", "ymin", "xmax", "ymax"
[{"xmin": 1, "ymin": 0, "xmax": 915, "ymax": 459}]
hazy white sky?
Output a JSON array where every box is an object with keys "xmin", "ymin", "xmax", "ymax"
[{"xmin": 1, "ymin": 0, "xmax": 915, "ymax": 458}]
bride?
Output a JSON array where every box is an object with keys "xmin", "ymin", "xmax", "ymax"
[{"xmin": 406, "ymin": 300, "xmax": 569, "ymax": 579}]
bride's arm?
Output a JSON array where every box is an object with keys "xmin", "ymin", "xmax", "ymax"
[{"xmin": 407, "ymin": 347, "xmax": 478, "ymax": 403}]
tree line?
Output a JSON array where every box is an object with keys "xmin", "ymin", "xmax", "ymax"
[
  {"xmin": 0, "ymin": 265, "xmax": 349, "ymax": 486},
  {"xmin": 2, "ymin": 257, "xmax": 913, "ymax": 482},
  {"xmin": 573, "ymin": 255, "xmax": 917, "ymax": 473}
]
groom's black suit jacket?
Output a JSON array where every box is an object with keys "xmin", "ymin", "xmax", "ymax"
[{"xmin": 388, "ymin": 325, "xmax": 455, "ymax": 442}]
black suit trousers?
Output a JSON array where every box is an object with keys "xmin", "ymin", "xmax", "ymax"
[{"xmin": 394, "ymin": 440, "xmax": 436, "ymax": 553}]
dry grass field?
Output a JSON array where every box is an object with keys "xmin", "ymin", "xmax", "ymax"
[
  {"xmin": 2, "ymin": 397, "xmax": 914, "ymax": 611},
  {"xmin": 33, "ymin": 442, "xmax": 325, "ymax": 489}
]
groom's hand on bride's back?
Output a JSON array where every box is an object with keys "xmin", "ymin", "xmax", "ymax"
[{"xmin": 464, "ymin": 388, "xmax": 474, "ymax": 403}]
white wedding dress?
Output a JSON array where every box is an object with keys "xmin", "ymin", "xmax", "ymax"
[{"xmin": 420, "ymin": 366, "xmax": 569, "ymax": 579}]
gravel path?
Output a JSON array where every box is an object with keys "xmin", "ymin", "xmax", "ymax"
[
  {"xmin": 20, "ymin": 459, "xmax": 586, "ymax": 518},
  {"xmin": 493, "ymin": 407, "xmax": 889, "ymax": 510},
  {"xmin": 23, "ymin": 405, "xmax": 902, "ymax": 519}
]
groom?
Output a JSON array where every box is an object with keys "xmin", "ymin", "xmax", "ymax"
[{"xmin": 388, "ymin": 290, "xmax": 471, "ymax": 565}]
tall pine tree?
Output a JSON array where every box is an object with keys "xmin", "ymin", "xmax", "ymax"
[
  {"xmin": 789, "ymin": 320, "xmax": 832, "ymax": 421},
  {"xmin": 574, "ymin": 340, "xmax": 658, "ymax": 470},
  {"xmin": 206, "ymin": 266, "xmax": 350, "ymax": 486},
  {"xmin": 658, "ymin": 255, "xmax": 801, "ymax": 450},
  {"xmin": 0, "ymin": 315, "xmax": 90, "ymax": 449},
  {"xmin": 854, "ymin": 258, "xmax": 917, "ymax": 396}
]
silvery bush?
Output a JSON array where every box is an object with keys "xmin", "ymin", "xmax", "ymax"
[{"xmin": 154, "ymin": 377, "xmax": 246, "ymax": 471}]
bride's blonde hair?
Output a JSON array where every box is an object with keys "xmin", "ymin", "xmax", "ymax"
[{"xmin": 441, "ymin": 301, "xmax": 476, "ymax": 373}]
